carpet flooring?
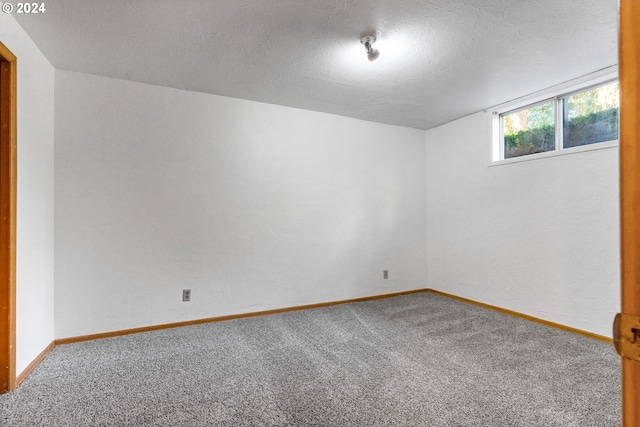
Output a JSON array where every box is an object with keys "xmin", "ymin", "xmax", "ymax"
[{"xmin": 0, "ymin": 292, "xmax": 621, "ymax": 426}]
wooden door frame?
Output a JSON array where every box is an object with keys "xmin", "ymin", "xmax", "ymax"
[
  {"xmin": 0, "ymin": 41, "xmax": 17, "ymax": 394},
  {"xmin": 619, "ymin": 0, "xmax": 640, "ymax": 425}
]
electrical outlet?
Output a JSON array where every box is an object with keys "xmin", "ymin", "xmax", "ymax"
[
  {"xmin": 182, "ymin": 289, "xmax": 191, "ymax": 302},
  {"xmin": 383, "ymin": 270, "xmax": 389, "ymax": 279}
]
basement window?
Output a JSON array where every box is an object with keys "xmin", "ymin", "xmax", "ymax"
[
  {"xmin": 493, "ymin": 78, "xmax": 619, "ymax": 162},
  {"xmin": 502, "ymin": 100, "xmax": 556, "ymax": 159}
]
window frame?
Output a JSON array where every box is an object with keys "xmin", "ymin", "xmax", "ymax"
[
  {"xmin": 499, "ymin": 98, "xmax": 558, "ymax": 160},
  {"xmin": 490, "ymin": 70, "xmax": 619, "ymax": 165}
]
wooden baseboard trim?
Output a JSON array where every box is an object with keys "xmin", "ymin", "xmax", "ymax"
[
  {"xmin": 55, "ymin": 287, "xmax": 610, "ymax": 347},
  {"xmin": 428, "ymin": 289, "xmax": 613, "ymax": 344},
  {"xmin": 15, "ymin": 341, "xmax": 55, "ymax": 389},
  {"xmin": 55, "ymin": 288, "xmax": 431, "ymax": 345}
]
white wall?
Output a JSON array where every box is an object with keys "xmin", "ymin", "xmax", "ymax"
[
  {"xmin": 0, "ymin": 15, "xmax": 55, "ymax": 374},
  {"xmin": 425, "ymin": 112, "xmax": 619, "ymax": 337},
  {"xmin": 53, "ymin": 56, "xmax": 618, "ymax": 341},
  {"xmin": 54, "ymin": 71, "xmax": 427, "ymax": 339}
]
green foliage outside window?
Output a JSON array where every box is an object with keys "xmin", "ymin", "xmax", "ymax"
[
  {"xmin": 503, "ymin": 81, "xmax": 619, "ymax": 159},
  {"xmin": 504, "ymin": 124, "xmax": 555, "ymax": 158},
  {"xmin": 503, "ymin": 102, "xmax": 555, "ymax": 158},
  {"xmin": 564, "ymin": 108, "xmax": 618, "ymax": 148}
]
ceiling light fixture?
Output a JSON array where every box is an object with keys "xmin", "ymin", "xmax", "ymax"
[{"xmin": 360, "ymin": 35, "xmax": 380, "ymax": 62}]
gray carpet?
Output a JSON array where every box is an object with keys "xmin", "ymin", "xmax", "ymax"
[{"xmin": 0, "ymin": 292, "xmax": 621, "ymax": 426}]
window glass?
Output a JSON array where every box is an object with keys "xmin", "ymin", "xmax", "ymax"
[
  {"xmin": 503, "ymin": 102, "xmax": 555, "ymax": 159},
  {"xmin": 562, "ymin": 81, "xmax": 619, "ymax": 148}
]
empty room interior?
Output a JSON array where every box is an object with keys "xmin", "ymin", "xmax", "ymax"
[{"xmin": 0, "ymin": 0, "xmax": 634, "ymax": 425}]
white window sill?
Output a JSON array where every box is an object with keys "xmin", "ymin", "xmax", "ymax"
[{"xmin": 489, "ymin": 140, "xmax": 619, "ymax": 167}]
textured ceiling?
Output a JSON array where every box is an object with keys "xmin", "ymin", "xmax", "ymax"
[{"xmin": 12, "ymin": 0, "xmax": 618, "ymax": 130}]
